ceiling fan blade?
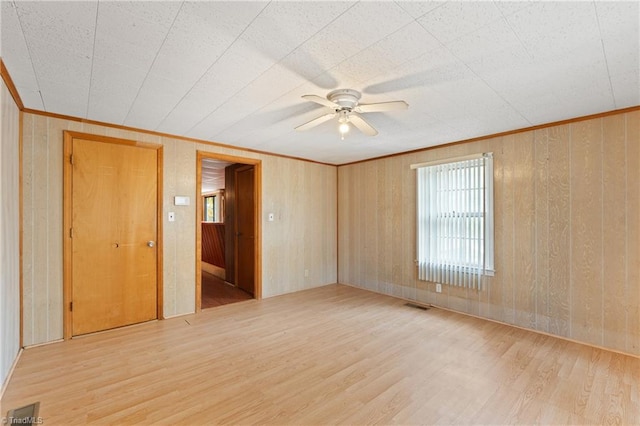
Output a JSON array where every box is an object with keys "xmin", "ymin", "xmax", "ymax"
[
  {"xmin": 295, "ymin": 112, "xmax": 337, "ymax": 131},
  {"xmin": 349, "ymin": 113, "xmax": 378, "ymax": 136},
  {"xmin": 355, "ymin": 100, "xmax": 408, "ymax": 113},
  {"xmin": 301, "ymin": 94, "xmax": 340, "ymax": 109}
]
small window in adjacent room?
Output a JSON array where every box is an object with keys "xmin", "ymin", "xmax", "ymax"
[
  {"xmin": 204, "ymin": 195, "xmax": 215, "ymax": 222},
  {"xmin": 412, "ymin": 153, "xmax": 494, "ymax": 290}
]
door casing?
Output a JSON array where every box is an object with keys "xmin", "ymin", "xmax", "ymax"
[{"xmin": 63, "ymin": 131, "xmax": 164, "ymax": 339}]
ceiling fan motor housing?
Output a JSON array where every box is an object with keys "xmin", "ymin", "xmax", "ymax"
[{"xmin": 327, "ymin": 89, "xmax": 361, "ymax": 110}]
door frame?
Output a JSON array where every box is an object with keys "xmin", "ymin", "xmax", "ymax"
[
  {"xmin": 196, "ymin": 151, "xmax": 262, "ymax": 312},
  {"xmin": 62, "ymin": 131, "xmax": 164, "ymax": 339}
]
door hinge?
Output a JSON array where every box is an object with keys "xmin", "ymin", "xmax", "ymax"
[
  {"xmin": 70, "ymin": 154, "xmax": 74, "ymax": 165},
  {"xmin": 70, "ymin": 301, "xmax": 73, "ymax": 312},
  {"xmin": 69, "ymin": 228, "xmax": 74, "ymax": 238}
]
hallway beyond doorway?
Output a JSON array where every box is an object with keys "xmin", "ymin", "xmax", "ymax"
[{"xmin": 201, "ymin": 270, "xmax": 252, "ymax": 309}]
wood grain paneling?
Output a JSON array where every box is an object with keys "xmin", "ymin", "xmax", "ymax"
[
  {"xmin": 337, "ymin": 166, "xmax": 351, "ymax": 284},
  {"xmin": 1, "ymin": 77, "xmax": 21, "ymax": 391},
  {"xmin": 534, "ymin": 129, "xmax": 550, "ymax": 333},
  {"xmin": 31, "ymin": 112, "xmax": 49, "ymax": 344},
  {"xmin": 601, "ymin": 114, "xmax": 626, "ymax": 351},
  {"xmin": 399, "ymin": 155, "xmax": 416, "ymax": 301},
  {"xmin": 547, "ymin": 125, "xmax": 571, "ymax": 337},
  {"xmin": 488, "ymin": 137, "xmax": 505, "ymax": 322},
  {"xmin": 364, "ymin": 162, "xmax": 378, "ymax": 292},
  {"xmin": 161, "ymin": 138, "xmax": 178, "ymax": 316},
  {"xmin": 626, "ymin": 111, "xmax": 639, "ymax": 354},
  {"xmin": 338, "ymin": 110, "xmax": 640, "ymax": 356},
  {"xmin": 258, "ymin": 156, "xmax": 337, "ymax": 298},
  {"xmin": 570, "ymin": 119, "xmax": 603, "ymax": 345},
  {"xmin": 21, "ymin": 113, "xmax": 34, "ymax": 345},
  {"xmin": 501, "ymin": 134, "xmax": 517, "ymax": 325},
  {"xmin": 49, "ymin": 122, "xmax": 76, "ymax": 340},
  {"xmin": 173, "ymin": 139, "xmax": 196, "ymax": 316},
  {"xmin": 376, "ymin": 159, "xmax": 390, "ymax": 294},
  {"xmin": 474, "ymin": 138, "xmax": 494, "ymax": 318},
  {"xmin": 512, "ymin": 131, "xmax": 536, "ymax": 330},
  {"xmin": 201, "ymin": 223, "xmax": 225, "ymax": 268}
]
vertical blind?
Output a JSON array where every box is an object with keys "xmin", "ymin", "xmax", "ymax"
[{"xmin": 414, "ymin": 153, "xmax": 493, "ymax": 290}]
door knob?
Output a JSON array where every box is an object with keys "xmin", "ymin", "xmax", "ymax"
[{"xmin": 147, "ymin": 241, "xmax": 155, "ymax": 248}]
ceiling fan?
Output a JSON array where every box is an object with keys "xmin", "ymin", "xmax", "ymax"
[{"xmin": 295, "ymin": 89, "xmax": 408, "ymax": 139}]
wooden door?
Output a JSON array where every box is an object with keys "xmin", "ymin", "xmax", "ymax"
[
  {"xmin": 235, "ymin": 165, "xmax": 255, "ymax": 295},
  {"xmin": 71, "ymin": 137, "xmax": 158, "ymax": 336}
]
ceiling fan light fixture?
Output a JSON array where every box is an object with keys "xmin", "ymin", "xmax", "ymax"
[
  {"xmin": 339, "ymin": 121, "xmax": 350, "ymax": 140},
  {"xmin": 338, "ymin": 110, "xmax": 350, "ymax": 140}
]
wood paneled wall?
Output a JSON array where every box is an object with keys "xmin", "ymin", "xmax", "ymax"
[
  {"xmin": 201, "ymin": 223, "xmax": 225, "ymax": 268},
  {"xmin": 21, "ymin": 113, "xmax": 337, "ymax": 346},
  {"xmin": 261, "ymin": 155, "xmax": 338, "ymax": 297},
  {"xmin": 338, "ymin": 110, "xmax": 640, "ymax": 356},
  {"xmin": 1, "ymin": 78, "xmax": 21, "ymax": 389}
]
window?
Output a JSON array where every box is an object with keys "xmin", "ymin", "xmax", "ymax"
[
  {"xmin": 204, "ymin": 195, "xmax": 215, "ymax": 222},
  {"xmin": 412, "ymin": 153, "xmax": 494, "ymax": 289},
  {"xmin": 203, "ymin": 191, "xmax": 225, "ymax": 222}
]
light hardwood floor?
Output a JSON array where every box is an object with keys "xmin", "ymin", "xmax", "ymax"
[{"xmin": 2, "ymin": 284, "xmax": 638, "ymax": 425}]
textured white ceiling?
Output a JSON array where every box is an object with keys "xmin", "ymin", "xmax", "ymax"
[
  {"xmin": 1, "ymin": 1, "xmax": 638, "ymax": 164},
  {"xmin": 201, "ymin": 158, "xmax": 229, "ymax": 193}
]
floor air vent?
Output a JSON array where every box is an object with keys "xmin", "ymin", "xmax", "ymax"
[
  {"xmin": 405, "ymin": 302, "xmax": 429, "ymax": 311},
  {"xmin": 6, "ymin": 402, "xmax": 40, "ymax": 425}
]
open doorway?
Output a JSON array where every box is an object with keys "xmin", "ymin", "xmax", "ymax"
[{"xmin": 196, "ymin": 152, "xmax": 261, "ymax": 311}]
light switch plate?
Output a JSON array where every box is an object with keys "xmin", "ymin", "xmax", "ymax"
[{"xmin": 168, "ymin": 212, "xmax": 175, "ymax": 222}]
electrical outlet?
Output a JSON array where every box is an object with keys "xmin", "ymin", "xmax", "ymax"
[{"xmin": 435, "ymin": 283, "xmax": 442, "ymax": 293}]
